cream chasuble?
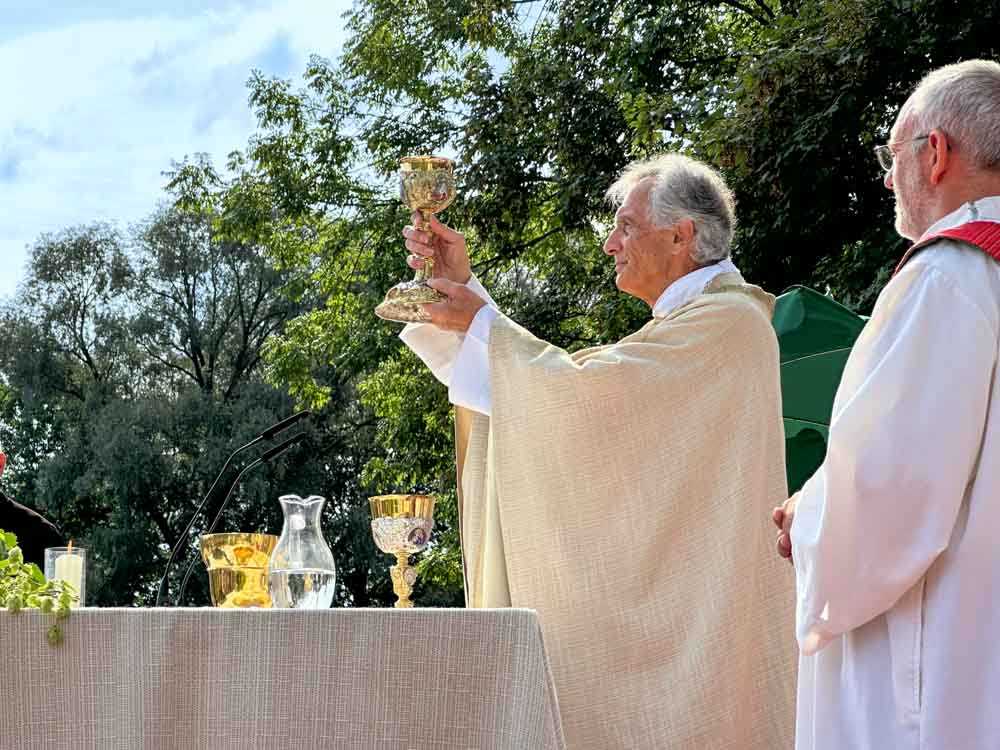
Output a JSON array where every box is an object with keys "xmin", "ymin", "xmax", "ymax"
[{"xmin": 455, "ymin": 274, "xmax": 797, "ymax": 750}]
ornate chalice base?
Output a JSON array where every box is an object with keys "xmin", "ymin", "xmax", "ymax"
[{"xmin": 374, "ymin": 280, "xmax": 442, "ymax": 323}]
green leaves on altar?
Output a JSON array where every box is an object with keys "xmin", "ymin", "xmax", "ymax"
[{"xmin": 0, "ymin": 530, "xmax": 73, "ymax": 645}]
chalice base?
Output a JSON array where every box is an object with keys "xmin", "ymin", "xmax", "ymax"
[{"xmin": 375, "ymin": 280, "xmax": 446, "ymax": 323}]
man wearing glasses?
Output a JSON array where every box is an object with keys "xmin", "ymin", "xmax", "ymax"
[{"xmin": 775, "ymin": 59, "xmax": 1000, "ymax": 749}]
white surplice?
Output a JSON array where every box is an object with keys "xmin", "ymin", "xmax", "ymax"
[{"xmin": 791, "ymin": 197, "xmax": 1000, "ymax": 750}]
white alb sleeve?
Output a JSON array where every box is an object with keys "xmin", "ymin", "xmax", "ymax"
[
  {"xmin": 397, "ymin": 274, "xmax": 498, "ymax": 387},
  {"xmin": 448, "ymin": 306, "xmax": 498, "ymax": 416}
]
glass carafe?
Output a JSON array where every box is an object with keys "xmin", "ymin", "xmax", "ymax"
[{"xmin": 268, "ymin": 495, "xmax": 337, "ymax": 609}]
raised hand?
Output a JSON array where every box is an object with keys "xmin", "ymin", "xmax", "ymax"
[
  {"xmin": 420, "ymin": 278, "xmax": 487, "ymax": 333},
  {"xmin": 403, "ymin": 212, "xmax": 472, "ymax": 285}
]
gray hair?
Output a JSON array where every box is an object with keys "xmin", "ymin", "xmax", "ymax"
[
  {"xmin": 907, "ymin": 59, "xmax": 1000, "ymax": 170},
  {"xmin": 605, "ymin": 153, "xmax": 735, "ymax": 265}
]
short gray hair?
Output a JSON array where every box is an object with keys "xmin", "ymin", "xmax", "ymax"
[
  {"xmin": 605, "ymin": 153, "xmax": 735, "ymax": 265},
  {"xmin": 907, "ymin": 59, "xmax": 1000, "ymax": 170}
]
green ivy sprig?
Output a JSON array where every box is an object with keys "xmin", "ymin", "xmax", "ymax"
[{"xmin": 0, "ymin": 529, "xmax": 74, "ymax": 645}]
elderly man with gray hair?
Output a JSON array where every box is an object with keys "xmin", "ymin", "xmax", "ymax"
[
  {"xmin": 399, "ymin": 153, "xmax": 796, "ymax": 750},
  {"xmin": 775, "ymin": 59, "xmax": 1000, "ymax": 749}
]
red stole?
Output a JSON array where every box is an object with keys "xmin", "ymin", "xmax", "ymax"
[{"xmin": 894, "ymin": 220, "xmax": 1000, "ymax": 275}]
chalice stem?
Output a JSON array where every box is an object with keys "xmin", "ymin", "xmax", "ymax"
[
  {"xmin": 413, "ymin": 258, "xmax": 434, "ymax": 283},
  {"xmin": 390, "ymin": 551, "xmax": 415, "ymax": 608},
  {"xmin": 414, "ymin": 209, "xmax": 434, "ymax": 283}
]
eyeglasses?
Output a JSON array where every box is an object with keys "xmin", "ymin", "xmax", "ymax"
[{"xmin": 874, "ymin": 135, "xmax": 930, "ymax": 173}]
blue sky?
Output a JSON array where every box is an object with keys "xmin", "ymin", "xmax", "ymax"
[{"xmin": 0, "ymin": 0, "xmax": 352, "ymax": 300}]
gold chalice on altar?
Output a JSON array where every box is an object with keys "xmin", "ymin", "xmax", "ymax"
[
  {"xmin": 369, "ymin": 494, "xmax": 436, "ymax": 608},
  {"xmin": 374, "ymin": 155, "xmax": 456, "ymax": 323},
  {"xmin": 200, "ymin": 532, "xmax": 277, "ymax": 608}
]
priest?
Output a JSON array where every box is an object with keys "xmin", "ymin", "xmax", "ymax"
[
  {"xmin": 775, "ymin": 59, "xmax": 1000, "ymax": 749},
  {"xmin": 401, "ymin": 153, "xmax": 796, "ymax": 749}
]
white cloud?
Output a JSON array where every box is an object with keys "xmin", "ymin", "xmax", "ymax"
[{"xmin": 0, "ymin": 0, "xmax": 352, "ymax": 300}]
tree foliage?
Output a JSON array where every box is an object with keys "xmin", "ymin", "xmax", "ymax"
[{"xmin": 0, "ymin": 211, "xmax": 409, "ymax": 607}]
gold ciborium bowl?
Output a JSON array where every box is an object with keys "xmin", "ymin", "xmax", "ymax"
[
  {"xmin": 200, "ymin": 532, "xmax": 278, "ymax": 608},
  {"xmin": 369, "ymin": 494, "xmax": 435, "ymax": 608},
  {"xmin": 374, "ymin": 155, "xmax": 456, "ymax": 323}
]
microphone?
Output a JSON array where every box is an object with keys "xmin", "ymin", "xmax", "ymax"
[
  {"xmin": 259, "ymin": 411, "xmax": 312, "ymax": 441},
  {"xmin": 174, "ymin": 431, "xmax": 307, "ymax": 605},
  {"xmin": 154, "ymin": 411, "xmax": 311, "ymax": 606}
]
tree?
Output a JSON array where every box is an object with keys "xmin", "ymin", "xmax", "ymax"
[
  {"xmin": 0, "ymin": 210, "xmax": 400, "ymax": 606},
  {"xmin": 701, "ymin": 0, "xmax": 1000, "ymax": 311}
]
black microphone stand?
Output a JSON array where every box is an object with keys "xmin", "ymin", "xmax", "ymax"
[{"xmin": 154, "ymin": 411, "xmax": 310, "ymax": 607}]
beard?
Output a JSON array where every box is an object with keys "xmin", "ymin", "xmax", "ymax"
[
  {"xmin": 894, "ymin": 201, "xmax": 919, "ymax": 240},
  {"xmin": 893, "ymin": 173, "xmax": 933, "ymax": 241}
]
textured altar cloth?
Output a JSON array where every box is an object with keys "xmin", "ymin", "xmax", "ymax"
[{"xmin": 0, "ymin": 607, "xmax": 564, "ymax": 750}]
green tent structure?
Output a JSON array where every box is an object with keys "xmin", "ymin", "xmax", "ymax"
[{"xmin": 773, "ymin": 286, "xmax": 867, "ymax": 494}]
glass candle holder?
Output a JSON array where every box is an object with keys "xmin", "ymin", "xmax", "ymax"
[{"xmin": 44, "ymin": 546, "xmax": 87, "ymax": 607}]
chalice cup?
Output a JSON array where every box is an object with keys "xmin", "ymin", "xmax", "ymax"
[
  {"xmin": 369, "ymin": 494, "xmax": 436, "ymax": 608},
  {"xmin": 374, "ymin": 155, "xmax": 456, "ymax": 323}
]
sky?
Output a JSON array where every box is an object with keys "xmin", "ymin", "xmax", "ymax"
[{"xmin": 0, "ymin": 0, "xmax": 353, "ymax": 301}]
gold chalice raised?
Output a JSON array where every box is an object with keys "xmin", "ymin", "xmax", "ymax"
[
  {"xmin": 374, "ymin": 155, "xmax": 456, "ymax": 323},
  {"xmin": 369, "ymin": 494, "xmax": 435, "ymax": 608},
  {"xmin": 200, "ymin": 532, "xmax": 277, "ymax": 608}
]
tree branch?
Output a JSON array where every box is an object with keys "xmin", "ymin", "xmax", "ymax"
[{"xmin": 717, "ymin": 0, "xmax": 771, "ymax": 24}]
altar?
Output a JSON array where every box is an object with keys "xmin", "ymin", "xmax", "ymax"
[{"xmin": 1, "ymin": 607, "xmax": 565, "ymax": 750}]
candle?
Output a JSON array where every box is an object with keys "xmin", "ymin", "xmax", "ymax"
[{"xmin": 53, "ymin": 551, "xmax": 84, "ymax": 607}]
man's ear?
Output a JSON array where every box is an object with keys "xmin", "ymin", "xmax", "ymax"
[
  {"xmin": 673, "ymin": 218, "xmax": 696, "ymax": 254},
  {"xmin": 928, "ymin": 128, "xmax": 951, "ymax": 186}
]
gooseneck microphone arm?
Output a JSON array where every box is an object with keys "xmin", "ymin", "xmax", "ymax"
[
  {"xmin": 174, "ymin": 431, "xmax": 307, "ymax": 605},
  {"xmin": 154, "ymin": 411, "xmax": 310, "ymax": 607}
]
